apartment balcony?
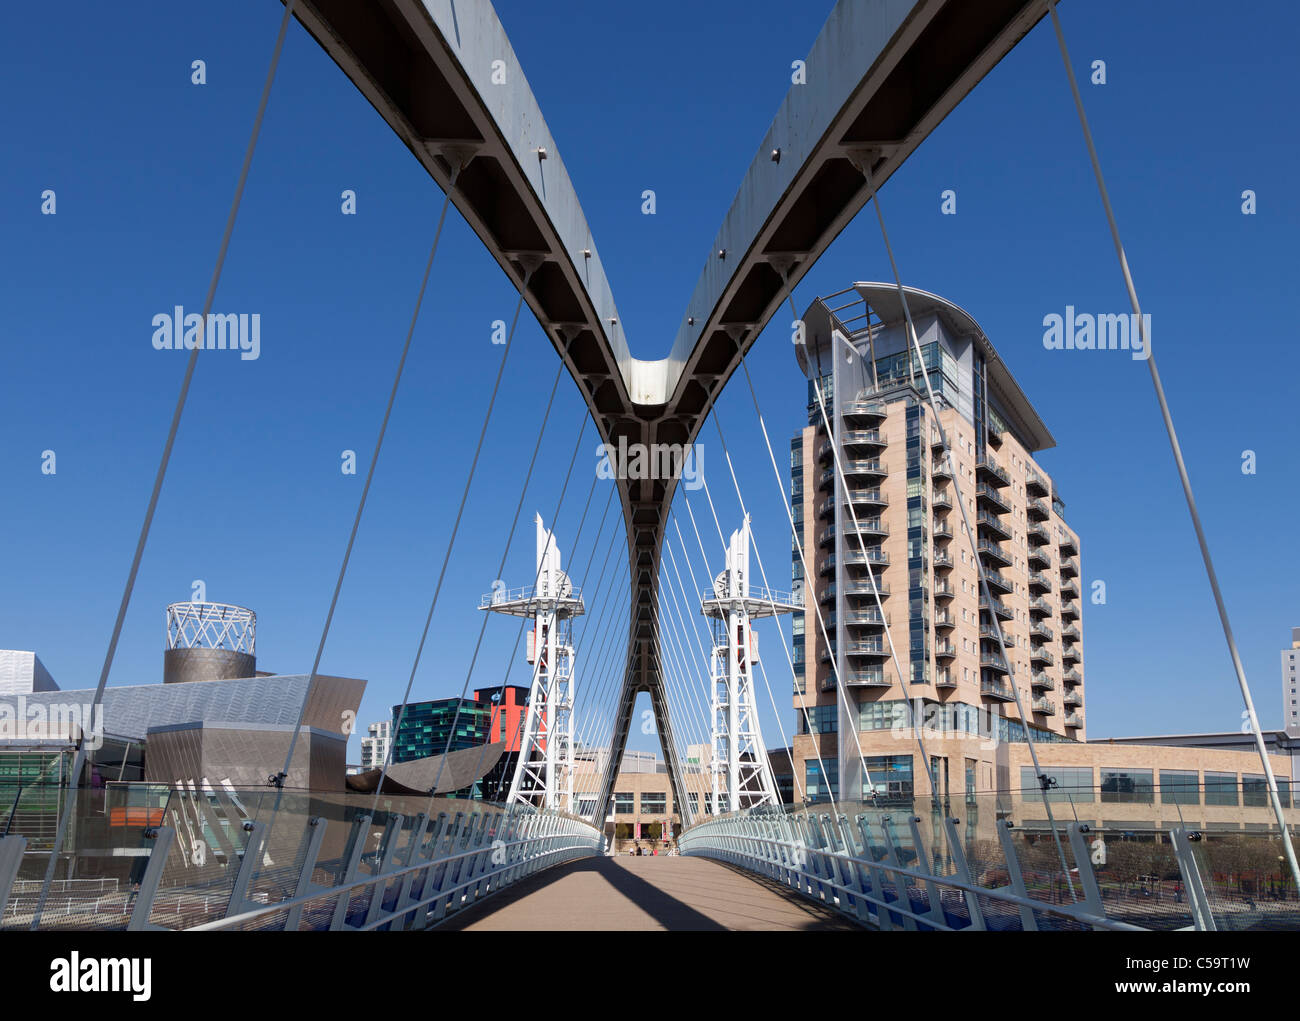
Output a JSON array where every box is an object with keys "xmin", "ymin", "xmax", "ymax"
[
  {"xmin": 1030, "ymin": 622, "xmax": 1054, "ymax": 642},
  {"xmin": 842, "ymin": 608, "xmax": 889, "ymax": 627},
  {"xmin": 841, "ymin": 579, "xmax": 891, "ymax": 598},
  {"xmin": 1031, "ymin": 671, "xmax": 1055, "ymax": 691},
  {"xmin": 1027, "ymin": 547, "xmax": 1051, "ymax": 572},
  {"xmin": 1064, "ymin": 689, "xmax": 1083, "ymax": 708},
  {"xmin": 931, "ymin": 456, "xmax": 953, "ymax": 479},
  {"xmin": 932, "ymin": 491, "xmax": 952, "ymax": 511},
  {"xmin": 1060, "ymin": 624, "xmax": 1081, "ymax": 643},
  {"xmin": 1060, "ymin": 535, "xmax": 1078, "ymax": 557},
  {"xmin": 1062, "ymin": 669, "xmax": 1083, "ymax": 686},
  {"xmin": 935, "ymin": 641, "xmax": 957, "ymax": 661},
  {"xmin": 935, "ymin": 670, "xmax": 957, "ymax": 688},
  {"xmin": 933, "ymin": 520, "xmax": 953, "ymax": 540},
  {"xmin": 828, "ymin": 667, "xmax": 893, "ymax": 689},
  {"xmin": 1028, "ymin": 597, "xmax": 1054, "ymax": 620},
  {"xmin": 1061, "ymin": 600, "xmax": 1081, "ymax": 620},
  {"xmin": 843, "ymin": 517, "xmax": 889, "ymax": 541},
  {"xmin": 844, "ymin": 641, "xmax": 889, "ymax": 659},
  {"xmin": 981, "ymin": 596, "xmax": 1013, "ymax": 620},
  {"xmin": 934, "ymin": 611, "xmax": 956, "ymax": 631},
  {"xmin": 987, "ymin": 423, "xmax": 1004, "ymax": 448},
  {"xmin": 981, "ymin": 678, "xmax": 1015, "ymax": 701},
  {"xmin": 1026, "ymin": 469, "xmax": 1050, "ymax": 497},
  {"xmin": 933, "ymin": 550, "xmax": 954, "ymax": 571},
  {"xmin": 819, "ymin": 460, "xmax": 886, "ymax": 486},
  {"xmin": 976, "ymin": 457, "xmax": 1010, "ymax": 488},
  {"xmin": 842, "ymin": 399, "xmax": 888, "ymax": 423},
  {"xmin": 1030, "ymin": 646, "xmax": 1055, "ymax": 666},
  {"xmin": 930, "ymin": 431, "xmax": 945, "ymax": 451},
  {"xmin": 1027, "ymin": 523, "xmax": 1050, "ymax": 547},
  {"xmin": 1064, "ymin": 712, "xmax": 1084, "ymax": 729},
  {"xmin": 982, "ymin": 569, "xmax": 1013, "ymax": 595},
  {"xmin": 1031, "ymin": 696, "xmax": 1056, "ymax": 716},
  {"xmin": 1027, "ymin": 497, "xmax": 1050, "ymax": 521},
  {"xmin": 841, "ymin": 548, "xmax": 889, "ymax": 569},
  {"xmin": 978, "ymin": 539, "xmax": 1012, "ymax": 567},
  {"xmin": 1059, "ymin": 579, "xmax": 1079, "ymax": 600},
  {"xmin": 934, "ymin": 582, "xmax": 956, "ymax": 601},
  {"xmin": 842, "ymin": 428, "xmax": 886, "ymax": 450},
  {"xmin": 976, "ymin": 483, "xmax": 1010, "ymax": 514},
  {"xmin": 1061, "ymin": 646, "xmax": 1080, "ymax": 664},
  {"xmin": 1028, "ymin": 571, "xmax": 1052, "ymax": 594},
  {"xmin": 980, "ymin": 652, "xmax": 1010, "ymax": 674},
  {"xmin": 1059, "ymin": 556, "xmax": 1079, "ymax": 578},
  {"xmin": 976, "ymin": 511, "xmax": 1011, "ymax": 541}
]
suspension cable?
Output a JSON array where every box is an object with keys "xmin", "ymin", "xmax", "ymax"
[
  {"xmin": 30, "ymin": 0, "xmax": 299, "ymax": 929},
  {"xmin": 1042, "ymin": 0, "xmax": 1300, "ymax": 890}
]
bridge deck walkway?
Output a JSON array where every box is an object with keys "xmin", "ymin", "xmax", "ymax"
[{"xmin": 435, "ymin": 854, "xmax": 859, "ymax": 931}]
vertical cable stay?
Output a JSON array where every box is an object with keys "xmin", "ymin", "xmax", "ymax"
[
  {"xmin": 428, "ymin": 402, "xmax": 587, "ymax": 803},
  {"xmin": 681, "ymin": 476, "xmax": 843, "ymax": 816},
  {"xmin": 669, "ymin": 514, "xmax": 808, "ymax": 804},
  {"xmin": 849, "ymin": 166, "xmax": 1078, "ymax": 899},
  {"xmin": 691, "ymin": 436, "xmax": 825, "ymax": 811},
  {"xmin": 446, "ymin": 400, "xmax": 594, "ymax": 808},
  {"xmin": 1043, "ymin": 0, "xmax": 1300, "ymax": 891},
  {"xmin": 657, "ymin": 544, "xmax": 727, "ymax": 764},
  {"xmin": 704, "ymin": 395, "xmax": 874, "ymax": 813},
  {"xmin": 568, "ymin": 522, "xmax": 631, "ymax": 760},
  {"xmin": 29, "ymin": 0, "xmax": 300, "ymax": 930},
  {"xmin": 375, "ymin": 263, "xmax": 535, "ymax": 802},
  {"xmin": 696, "ymin": 442, "xmax": 868, "ymax": 816}
]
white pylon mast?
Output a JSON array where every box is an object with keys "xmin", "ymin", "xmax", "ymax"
[
  {"xmin": 482, "ymin": 514, "xmax": 584, "ymax": 813},
  {"xmin": 700, "ymin": 514, "xmax": 798, "ymax": 813}
]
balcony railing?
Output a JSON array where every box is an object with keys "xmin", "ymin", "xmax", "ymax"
[
  {"xmin": 1059, "ymin": 556, "xmax": 1080, "ymax": 578},
  {"xmin": 976, "ymin": 483, "xmax": 1010, "ymax": 513},
  {"xmin": 1065, "ymin": 712, "xmax": 1084, "ymax": 728},
  {"xmin": 1030, "ymin": 622, "xmax": 1054, "ymax": 641},
  {"xmin": 978, "ymin": 539, "xmax": 1011, "ymax": 565},
  {"xmin": 1031, "ymin": 671, "xmax": 1055, "ymax": 690},
  {"xmin": 976, "ymin": 511, "xmax": 1010, "ymax": 539},
  {"xmin": 1062, "ymin": 669, "xmax": 1083, "ymax": 685},
  {"xmin": 980, "ymin": 596, "xmax": 1013, "ymax": 620},
  {"xmin": 1031, "ymin": 697, "xmax": 1056, "ymax": 715},
  {"xmin": 976, "ymin": 457, "xmax": 1010, "ymax": 488},
  {"xmin": 980, "ymin": 652, "xmax": 1010, "ymax": 674},
  {"xmin": 1027, "ymin": 497, "xmax": 1050, "ymax": 521},
  {"xmin": 1027, "ymin": 523, "xmax": 1050, "ymax": 547},
  {"xmin": 1025, "ymin": 469, "xmax": 1050, "ymax": 496},
  {"xmin": 935, "ymin": 641, "xmax": 957, "ymax": 659},
  {"xmin": 981, "ymin": 678, "xmax": 1014, "ymax": 700}
]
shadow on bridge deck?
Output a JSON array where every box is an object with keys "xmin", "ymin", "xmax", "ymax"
[{"xmin": 435, "ymin": 855, "xmax": 859, "ymax": 931}]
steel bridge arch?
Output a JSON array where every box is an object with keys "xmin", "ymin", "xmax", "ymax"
[{"xmin": 286, "ymin": 0, "xmax": 1054, "ymax": 820}]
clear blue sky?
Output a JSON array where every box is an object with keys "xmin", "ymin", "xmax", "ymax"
[{"xmin": 2, "ymin": 0, "xmax": 1297, "ymax": 764}]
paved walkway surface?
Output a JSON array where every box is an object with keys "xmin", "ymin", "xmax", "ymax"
[{"xmin": 436, "ymin": 854, "xmax": 859, "ymax": 930}]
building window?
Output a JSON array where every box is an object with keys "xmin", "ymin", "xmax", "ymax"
[
  {"xmin": 1159, "ymin": 770, "xmax": 1200, "ymax": 805},
  {"xmin": 1100, "ymin": 768, "xmax": 1154, "ymax": 804},
  {"xmin": 640, "ymin": 792, "xmax": 667, "ymax": 814},
  {"xmin": 688, "ymin": 792, "xmax": 700, "ymax": 813},
  {"xmin": 865, "ymin": 755, "xmax": 914, "ymax": 804},
  {"xmin": 1204, "ymin": 771, "xmax": 1238, "ymax": 806},
  {"xmin": 1242, "ymin": 774, "xmax": 1270, "ymax": 807},
  {"xmin": 614, "ymin": 792, "xmax": 635, "ymax": 814},
  {"xmin": 1020, "ymin": 766, "xmax": 1093, "ymax": 803},
  {"xmin": 805, "ymin": 760, "xmax": 839, "ymax": 803}
]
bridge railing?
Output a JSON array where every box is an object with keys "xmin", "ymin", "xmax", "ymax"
[
  {"xmin": 680, "ymin": 790, "xmax": 1300, "ymax": 931},
  {"xmin": 0, "ymin": 785, "xmax": 603, "ymax": 931}
]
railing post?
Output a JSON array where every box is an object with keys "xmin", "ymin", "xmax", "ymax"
[
  {"xmin": 941, "ymin": 815, "xmax": 986, "ymax": 931},
  {"xmin": 995, "ymin": 819, "xmax": 1039, "ymax": 932},
  {"xmin": 878, "ymin": 817, "xmax": 918, "ymax": 931},
  {"xmin": 389, "ymin": 813, "xmax": 429, "ymax": 930},
  {"xmin": 1170, "ymin": 827, "xmax": 1217, "ymax": 932},
  {"xmin": 907, "ymin": 816, "xmax": 947, "ymax": 928},
  {"xmin": 329, "ymin": 814, "xmax": 372, "ymax": 931},
  {"xmin": 409, "ymin": 812, "xmax": 450, "ymax": 932},
  {"xmin": 127, "ymin": 827, "xmax": 175, "ymax": 932},
  {"xmin": 283, "ymin": 817, "xmax": 326, "ymax": 932},
  {"xmin": 0, "ymin": 835, "xmax": 26, "ymax": 921},
  {"xmin": 1065, "ymin": 822, "xmax": 1109, "ymax": 928},
  {"xmin": 224, "ymin": 821, "xmax": 268, "ymax": 923}
]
